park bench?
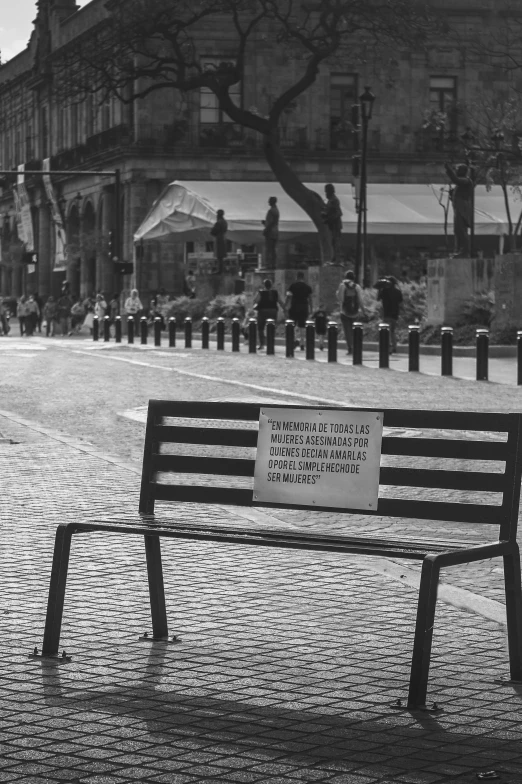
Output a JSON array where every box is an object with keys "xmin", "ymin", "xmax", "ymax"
[{"xmin": 40, "ymin": 400, "xmax": 522, "ymax": 708}]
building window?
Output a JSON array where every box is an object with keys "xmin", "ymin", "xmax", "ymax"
[
  {"xmin": 86, "ymin": 94, "xmax": 94, "ymax": 137},
  {"xmin": 41, "ymin": 107, "xmax": 49, "ymax": 158},
  {"xmin": 71, "ymin": 103, "xmax": 78, "ymax": 147},
  {"xmin": 100, "ymin": 97, "xmax": 111, "ymax": 131},
  {"xmin": 25, "ymin": 123, "xmax": 33, "ymax": 160},
  {"xmin": 199, "ymin": 59, "xmax": 241, "ymax": 125},
  {"xmin": 330, "ymin": 73, "xmax": 358, "ymax": 150},
  {"xmin": 429, "ymin": 76, "xmax": 457, "ymax": 135}
]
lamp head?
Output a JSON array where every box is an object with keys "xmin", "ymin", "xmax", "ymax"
[{"xmin": 360, "ymin": 86, "xmax": 375, "ymax": 120}]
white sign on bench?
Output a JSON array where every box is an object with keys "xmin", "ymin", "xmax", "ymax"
[{"xmin": 253, "ymin": 407, "xmax": 383, "ymax": 510}]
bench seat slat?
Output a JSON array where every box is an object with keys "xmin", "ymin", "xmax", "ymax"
[
  {"xmin": 149, "ymin": 400, "xmax": 515, "ymax": 433},
  {"xmin": 152, "ymin": 455, "xmax": 505, "ymax": 494},
  {"xmin": 151, "ymin": 483, "xmax": 503, "ymax": 523},
  {"xmin": 153, "ymin": 454, "xmax": 255, "ymax": 476},
  {"xmin": 74, "ymin": 521, "xmax": 509, "ymax": 560},
  {"xmin": 382, "ymin": 437, "xmax": 506, "ymax": 461},
  {"xmin": 152, "ymin": 400, "xmax": 260, "ymax": 421},
  {"xmin": 154, "ymin": 425, "xmax": 258, "ymax": 447},
  {"xmin": 381, "ymin": 410, "xmax": 514, "ymax": 432},
  {"xmin": 152, "ymin": 430, "xmax": 507, "ymax": 462},
  {"xmin": 379, "ymin": 467, "xmax": 505, "ymax": 492}
]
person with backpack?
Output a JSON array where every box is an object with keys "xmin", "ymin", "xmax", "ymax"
[
  {"xmin": 253, "ymin": 278, "xmax": 284, "ymax": 349},
  {"xmin": 285, "ymin": 271, "xmax": 313, "ymax": 350},
  {"xmin": 336, "ymin": 270, "xmax": 364, "ymax": 354},
  {"xmin": 376, "ymin": 275, "xmax": 403, "ymax": 353}
]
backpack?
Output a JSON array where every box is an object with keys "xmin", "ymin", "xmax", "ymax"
[{"xmin": 342, "ymin": 281, "xmax": 359, "ymax": 316}]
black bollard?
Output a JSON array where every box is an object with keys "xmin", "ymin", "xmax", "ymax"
[
  {"xmin": 168, "ymin": 317, "xmax": 176, "ymax": 347},
  {"xmin": 93, "ymin": 316, "xmax": 99, "ymax": 341},
  {"xmin": 353, "ymin": 321, "xmax": 363, "ymax": 365},
  {"xmin": 266, "ymin": 319, "xmax": 275, "ymax": 355},
  {"xmin": 231, "ymin": 318, "xmax": 240, "ymax": 352},
  {"xmin": 476, "ymin": 328, "xmax": 489, "ymax": 381},
  {"xmin": 154, "ymin": 317, "xmax": 162, "ymax": 347},
  {"xmin": 217, "ymin": 317, "xmax": 225, "ymax": 350},
  {"xmin": 327, "ymin": 321, "xmax": 337, "ymax": 363},
  {"xmin": 518, "ymin": 331, "xmax": 522, "ymax": 386},
  {"xmin": 285, "ymin": 320, "xmax": 295, "ymax": 358},
  {"xmin": 140, "ymin": 316, "xmax": 148, "ymax": 344},
  {"xmin": 115, "ymin": 316, "xmax": 122, "ymax": 343},
  {"xmin": 127, "ymin": 316, "xmax": 134, "ymax": 344},
  {"xmin": 201, "ymin": 317, "xmax": 209, "ymax": 349},
  {"xmin": 103, "ymin": 315, "xmax": 110, "ymax": 342},
  {"xmin": 184, "ymin": 317, "xmax": 192, "ymax": 348},
  {"xmin": 408, "ymin": 324, "xmax": 420, "ymax": 372},
  {"xmin": 378, "ymin": 323, "xmax": 390, "ymax": 368},
  {"xmin": 441, "ymin": 326, "xmax": 453, "ymax": 376},
  {"xmin": 248, "ymin": 319, "xmax": 257, "ymax": 353},
  {"xmin": 305, "ymin": 320, "xmax": 315, "ymax": 360}
]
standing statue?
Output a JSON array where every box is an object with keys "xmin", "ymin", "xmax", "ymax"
[
  {"xmin": 444, "ymin": 162, "xmax": 474, "ymax": 257},
  {"xmin": 262, "ymin": 196, "xmax": 279, "ymax": 269},
  {"xmin": 210, "ymin": 208, "xmax": 228, "ymax": 274},
  {"xmin": 322, "ymin": 183, "xmax": 343, "ymax": 263}
]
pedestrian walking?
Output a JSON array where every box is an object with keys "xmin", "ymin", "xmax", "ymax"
[
  {"xmin": 17, "ymin": 296, "xmax": 28, "ymax": 336},
  {"xmin": 108, "ymin": 293, "xmax": 120, "ymax": 335},
  {"xmin": 184, "ymin": 270, "xmax": 196, "ymax": 299},
  {"xmin": 42, "ymin": 296, "xmax": 57, "ymax": 336},
  {"xmin": 124, "ymin": 288, "xmax": 143, "ymax": 333},
  {"xmin": 152, "ymin": 288, "xmax": 169, "ymax": 328},
  {"xmin": 94, "ymin": 293, "xmax": 107, "ymax": 325},
  {"xmin": 322, "ymin": 183, "xmax": 343, "ymax": 264},
  {"xmin": 24, "ymin": 295, "xmax": 40, "ymax": 336},
  {"xmin": 57, "ymin": 290, "xmax": 73, "ymax": 336},
  {"xmin": 375, "ymin": 275, "xmax": 403, "ymax": 353},
  {"xmin": 336, "ymin": 270, "xmax": 364, "ymax": 354},
  {"xmin": 210, "ymin": 209, "xmax": 228, "ymax": 275},
  {"xmin": 33, "ymin": 292, "xmax": 44, "ymax": 333},
  {"xmin": 285, "ymin": 271, "xmax": 313, "ymax": 350},
  {"xmin": 262, "ymin": 197, "xmax": 279, "ymax": 269},
  {"xmin": 70, "ymin": 297, "xmax": 86, "ymax": 334},
  {"xmin": 0, "ymin": 298, "xmax": 10, "ymax": 335},
  {"xmin": 312, "ymin": 304, "xmax": 328, "ymax": 351},
  {"xmin": 253, "ymin": 279, "xmax": 283, "ymax": 349}
]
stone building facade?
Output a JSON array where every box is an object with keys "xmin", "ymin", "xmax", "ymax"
[{"xmin": 0, "ymin": 0, "xmax": 519, "ymax": 302}]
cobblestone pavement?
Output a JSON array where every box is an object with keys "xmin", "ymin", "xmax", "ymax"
[{"xmin": 1, "ymin": 336, "xmax": 522, "ymax": 782}]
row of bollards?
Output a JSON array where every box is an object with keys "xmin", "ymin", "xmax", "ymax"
[{"xmin": 91, "ymin": 315, "xmax": 521, "ymax": 384}]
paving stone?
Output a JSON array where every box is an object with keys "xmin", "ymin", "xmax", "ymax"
[{"xmin": 1, "ymin": 344, "xmax": 522, "ymax": 784}]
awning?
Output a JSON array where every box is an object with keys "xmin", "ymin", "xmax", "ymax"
[{"xmin": 133, "ymin": 180, "xmax": 522, "ymax": 242}]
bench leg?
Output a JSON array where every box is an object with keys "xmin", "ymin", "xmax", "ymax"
[
  {"xmin": 408, "ymin": 556, "xmax": 440, "ymax": 708},
  {"xmin": 144, "ymin": 535, "xmax": 168, "ymax": 639},
  {"xmin": 42, "ymin": 524, "xmax": 73, "ymax": 656},
  {"xmin": 504, "ymin": 543, "xmax": 522, "ymax": 681}
]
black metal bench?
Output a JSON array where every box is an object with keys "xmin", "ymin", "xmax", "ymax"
[{"xmin": 40, "ymin": 400, "xmax": 522, "ymax": 708}]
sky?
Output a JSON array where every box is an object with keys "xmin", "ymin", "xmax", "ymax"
[{"xmin": 1, "ymin": 0, "xmax": 91, "ymax": 64}]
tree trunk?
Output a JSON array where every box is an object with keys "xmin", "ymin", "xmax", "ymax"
[{"xmin": 262, "ymin": 131, "xmax": 333, "ymax": 264}]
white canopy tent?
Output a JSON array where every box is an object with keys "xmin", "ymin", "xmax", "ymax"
[{"xmin": 133, "ymin": 180, "xmax": 522, "ymax": 244}]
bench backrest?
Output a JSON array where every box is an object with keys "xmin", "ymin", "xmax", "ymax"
[{"xmin": 139, "ymin": 400, "xmax": 522, "ymax": 542}]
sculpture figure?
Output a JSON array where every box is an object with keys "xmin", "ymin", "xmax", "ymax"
[{"xmin": 444, "ymin": 162, "xmax": 474, "ymax": 257}]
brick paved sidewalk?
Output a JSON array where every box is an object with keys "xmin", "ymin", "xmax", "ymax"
[{"xmin": 1, "ymin": 414, "xmax": 522, "ymax": 784}]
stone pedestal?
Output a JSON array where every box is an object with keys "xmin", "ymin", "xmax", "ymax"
[
  {"xmin": 493, "ymin": 253, "xmax": 522, "ymax": 329},
  {"xmin": 426, "ymin": 256, "xmax": 495, "ymax": 325}
]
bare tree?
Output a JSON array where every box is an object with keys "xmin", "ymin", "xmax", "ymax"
[
  {"xmin": 460, "ymin": 98, "xmax": 522, "ymax": 251},
  {"xmin": 51, "ymin": 0, "xmax": 441, "ymax": 262}
]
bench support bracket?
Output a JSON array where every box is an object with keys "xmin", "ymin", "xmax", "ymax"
[
  {"xmin": 408, "ymin": 556, "xmax": 440, "ymax": 708},
  {"xmin": 504, "ymin": 543, "xmax": 522, "ymax": 681},
  {"xmin": 144, "ymin": 534, "xmax": 168, "ymax": 640}
]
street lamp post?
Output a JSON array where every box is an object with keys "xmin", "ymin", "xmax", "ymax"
[{"xmin": 354, "ymin": 87, "xmax": 375, "ymax": 285}]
